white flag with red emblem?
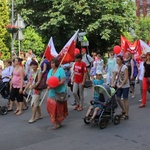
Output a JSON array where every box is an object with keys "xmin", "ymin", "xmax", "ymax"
[
  {"xmin": 44, "ymin": 37, "xmax": 58, "ymax": 61},
  {"xmin": 58, "ymin": 29, "xmax": 79, "ymax": 64}
]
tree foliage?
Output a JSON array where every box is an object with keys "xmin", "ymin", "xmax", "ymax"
[
  {"xmin": 15, "ymin": 26, "xmax": 45, "ymax": 61},
  {"xmin": 14, "ymin": 0, "xmax": 137, "ymax": 54},
  {"xmin": 135, "ymin": 16, "xmax": 150, "ymax": 43},
  {"xmin": 0, "ymin": 1, "xmax": 11, "ymax": 60}
]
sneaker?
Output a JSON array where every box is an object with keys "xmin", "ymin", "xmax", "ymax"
[
  {"xmin": 74, "ymin": 105, "xmax": 79, "ymax": 110},
  {"xmin": 139, "ymin": 99, "xmax": 142, "ymax": 102},
  {"xmin": 71, "ymin": 101, "xmax": 76, "ymax": 106},
  {"xmin": 132, "ymin": 95, "xmax": 135, "ymax": 99}
]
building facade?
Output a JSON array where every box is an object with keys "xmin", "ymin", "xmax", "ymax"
[{"xmin": 136, "ymin": 0, "xmax": 150, "ymax": 17}]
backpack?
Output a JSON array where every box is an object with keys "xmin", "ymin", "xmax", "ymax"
[
  {"xmin": 133, "ymin": 59, "xmax": 138, "ymax": 78},
  {"xmin": 86, "ymin": 54, "xmax": 91, "ymax": 68}
]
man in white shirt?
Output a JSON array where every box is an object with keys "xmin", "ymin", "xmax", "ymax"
[{"xmin": 81, "ymin": 48, "xmax": 93, "ymax": 79}]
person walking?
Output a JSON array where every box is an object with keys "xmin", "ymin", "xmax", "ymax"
[
  {"xmin": 23, "ymin": 60, "xmax": 43, "ymax": 123},
  {"xmin": 106, "ymin": 52, "xmax": 116, "ymax": 85},
  {"xmin": 9, "ymin": 57, "xmax": 24, "ymax": 116},
  {"xmin": 112, "ymin": 55, "xmax": 130, "ymax": 119},
  {"xmin": 73, "ymin": 54, "xmax": 87, "ymax": 111},
  {"xmin": 46, "ymin": 58, "xmax": 68, "ymax": 129},
  {"xmin": 139, "ymin": 52, "xmax": 150, "ymax": 108},
  {"xmin": 138, "ymin": 54, "xmax": 146, "ymax": 102}
]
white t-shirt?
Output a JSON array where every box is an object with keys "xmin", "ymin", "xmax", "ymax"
[
  {"xmin": 82, "ymin": 54, "xmax": 93, "ymax": 67},
  {"xmin": 114, "ymin": 64, "xmax": 130, "ymax": 88},
  {"xmin": 96, "ymin": 59, "xmax": 104, "ymax": 72},
  {"xmin": 2, "ymin": 66, "xmax": 14, "ymax": 82},
  {"xmin": 138, "ymin": 62, "xmax": 144, "ymax": 80}
]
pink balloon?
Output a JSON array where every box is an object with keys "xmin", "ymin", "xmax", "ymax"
[
  {"xmin": 113, "ymin": 45, "xmax": 121, "ymax": 54},
  {"xmin": 47, "ymin": 76, "xmax": 59, "ymax": 88}
]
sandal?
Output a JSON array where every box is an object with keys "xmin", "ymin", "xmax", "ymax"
[
  {"xmin": 89, "ymin": 117, "xmax": 94, "ymax": 122},
  {"xmin": 122, "ymin": 115, "xmax": 129, "ymax": 120},
  {"xmin": 77, "ymin": 106, "xmax": 83, "ymax": 111},
  {"xmin": 119, "ymin": 112, "xmax": 126, "ymax": 117},
  {"xmin": 16, "ymin": 111, "xmax": 23, "ymax": 116},
  {"xmin": 52, "ymin": 124, "xmax": 62, "ymax": 130},
  {"xmin": 23, "ymin": 106, "xmax": 28, "ymax": 110},
  {"xmin": 14, "ymin": 110, "xmax": 19, "ymax": 114}
]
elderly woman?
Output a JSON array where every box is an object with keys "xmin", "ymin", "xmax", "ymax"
[
  {"xmin": 112, "ymin": 55, "xmax": 130, "ymax": 119},
  {"xmin": 1, "ymin": 60, "xmax": 13, "ymax": 100},
  {"xmin": 46, "ymin": 58, "xmax": 68, "ymax": 129}
]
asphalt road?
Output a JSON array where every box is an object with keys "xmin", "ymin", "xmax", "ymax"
[{"xmin": 0, "ymin": 84, "xmax": 150, "ymax": 150}]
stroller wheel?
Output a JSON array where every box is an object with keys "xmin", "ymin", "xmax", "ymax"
[
  {"xmin": 83, "ymin": 117, "xmax": 90, "ymax": 124},
  {"xmin": 99, "ymin": 119, "xmax": 107, "ymax": 129},
  {"xmin": 113, "ymin": 115, "xmax": 120, "ymax": 125},
  {"xmin": 0, "ymin": 106, "xmax": 8, "ymax": 115}
]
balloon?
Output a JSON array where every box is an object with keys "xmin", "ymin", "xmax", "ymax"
[
  {"xmin": 47, "ymin": 76, "xmax": 59, "ymax": 88},
  {"xmin": 74, "ymin": 48, "xmax": 80, "ymax": 55},
  {"xmin": 113, "ymin": 45, "xmax": 121, "ymax": 54}
]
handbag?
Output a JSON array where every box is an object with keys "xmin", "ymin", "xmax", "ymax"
[
  {"xmin": 114, "ymin": 65, "xmax": 123, "ymax": 89},
  {"xmin": 55, "ymin": 92, "xmax": 67, "ymax": 102},
  {"xmin": 35, "ymin": 73, "xmax": 47, "ymax": 90},
  {"xmin": 84, "ymin": 80, "xmax": 93, "ymax": 88}
]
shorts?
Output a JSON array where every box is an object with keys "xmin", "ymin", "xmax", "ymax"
[
  {"xmin": 116, "ymin": 87, "xmax": 129, "ymax": 100},
  {"xmin": 31, "ymin": 94, "xmax": 41, "ymax": 107},
  {"xmin": 10, "ymin": 87, "xmax": 24, "ymax": 102}
]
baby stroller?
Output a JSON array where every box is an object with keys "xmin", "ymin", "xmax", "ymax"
[
  {"xmin": 0, "ymin": 78, "xmax": 9, "ymax": 115},
  {"xmin": 84, "ymin": 84, "xmax": 120, "ymax": 129}
]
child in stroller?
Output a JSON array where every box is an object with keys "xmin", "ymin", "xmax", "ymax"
[
  {"xmin": 84, "ymin": 84, "xmax": 120, "ymax": 129},
  {"xmin": 84, "ymin": 70, "xmax": 104, "ymax": 122}
]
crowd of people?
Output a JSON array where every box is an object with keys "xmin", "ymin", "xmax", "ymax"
[{"xmin": 0, "ymin": 47, "xmax": 150, "ymax": 129}]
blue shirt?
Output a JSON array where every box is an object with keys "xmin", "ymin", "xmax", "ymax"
[
  {"xmin": 47, "ymin": 67, "xmax": 66, "ymax": 99},
  {"xmin": 93, "ymin": 78, "xmax": 104, "ymax": 99}
]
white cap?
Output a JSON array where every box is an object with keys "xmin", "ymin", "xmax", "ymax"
[{"xmin": 96, "ymin": 70, "xmax": 102, "ymax": 75}]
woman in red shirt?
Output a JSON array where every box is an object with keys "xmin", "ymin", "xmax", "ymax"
[{"xmin": 73, "ymin": 54, "xmax": 87, "ymax": 111}]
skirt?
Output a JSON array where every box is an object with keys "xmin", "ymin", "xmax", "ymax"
[{"xmin": 46, "ymin": 97, "xmax": 68, "ymax": 124}]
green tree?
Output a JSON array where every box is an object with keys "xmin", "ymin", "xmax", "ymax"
[
  {"xmin": 15, "ymin": 0, "xmax": 137, "ymax": 54},
  {"xmin": 135, "ymin": 16, "xmax": 150, "ymax": 43},
  {"xmin": 0, "ymin": 0, "xmax": 11, "ymax": 60},
  {"xmin": 15, "ymin": 26, "xmax": 45, "ymax": 61}
]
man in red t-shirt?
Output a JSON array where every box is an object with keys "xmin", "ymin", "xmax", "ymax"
[{"xmin": 73, "ymin": 54, "xmax": 87, "ymax": 111}]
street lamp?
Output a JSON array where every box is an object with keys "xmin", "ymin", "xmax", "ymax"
[{"xmin": 11, "ymin": 0, "xmax": 15, "ymax": 55}]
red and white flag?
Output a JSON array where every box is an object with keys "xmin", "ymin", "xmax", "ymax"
[
  {"xmin": 44, "ymin": 37, "xmax": 58, "ymax": 61},
  {"xmin": 140, "ymin": 40, "xmax": 150, "ymax": 54},
  {"xmin": 58, "ymin": 29, "xmax": 79, "ymax": 64}
]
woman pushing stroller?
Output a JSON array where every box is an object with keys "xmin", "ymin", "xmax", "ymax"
[{"xmin": 85, "ymin": 70, "xmax": 104, "ymax": 122}]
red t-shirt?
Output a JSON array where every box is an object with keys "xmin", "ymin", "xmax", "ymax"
[{"xmin": 73, "ymin": 61, "xmax": 87, "ymax": 83}]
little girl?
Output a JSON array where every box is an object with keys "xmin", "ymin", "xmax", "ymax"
[{"xmin": 85, "ymin": 70, "xmax": 104, "ymax": 121}]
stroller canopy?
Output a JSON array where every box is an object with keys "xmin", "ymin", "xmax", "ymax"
[{"xmin": 94, "ymin": 84, "xmax": 115, "ymax": 99}]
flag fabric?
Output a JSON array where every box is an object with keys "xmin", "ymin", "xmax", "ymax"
[
  {"xmin": 140, "ymin": 40, "xmax": 150, "ymax": 54},
  {"xmin": 44, "ymin": 37, "xmax": 58, "ymax": 61},
  {"xmin": 121, "ymin": 35, "xmax": 132, "ymax": 49},
  {"xmin": 121, "ymin": 35, "xmax": 142, "ymax": 57},
  {"xmin": 148, "ymin": 38, "xmax": 150, "ymax": 46},
  {"xmin": 58, "ymin": 29, "xmax": 79, "ymax": 64}
]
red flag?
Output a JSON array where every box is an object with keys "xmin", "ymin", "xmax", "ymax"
[
  {"xmin": 121, "ymin": 35, "xmax": 132, "ymax": 49},
  {"xmin": 148, "ymin": 38, "xmax": 150, "ymax": 46},
  {"xmin": 58, "ymin": 29, "xmax": 79, "ymax": 64},
  {"xmin": 44, "ymin": 37, "xmax": 58, "ymax": 61}
]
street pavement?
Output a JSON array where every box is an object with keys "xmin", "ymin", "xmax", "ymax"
[{"xmin": 0, "ymin": 84, "xmax": 150, "ymax": 150}]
